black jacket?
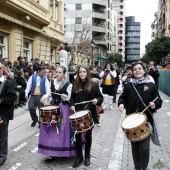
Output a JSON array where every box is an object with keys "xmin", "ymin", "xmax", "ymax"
[
  {"xmin": 16, "ymin": 76, "xmax": 27, "ymax": 91},
  {"xmin": 70, "ymin": 81, "xmax": 103, "ymax": 117},
  {"xmin": 118, "ymin": 82, "xmax": 162, "ymax": 124},
  {"xmin": 0, "ymin": 79, "xmax": 16, "ymax": 120}
]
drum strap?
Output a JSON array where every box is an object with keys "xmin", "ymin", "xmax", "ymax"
[{"xmin": 132, "ymin": 83, "xmax": 152, "ymax": 115}]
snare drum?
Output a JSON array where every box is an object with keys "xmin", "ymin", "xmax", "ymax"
[
  {"xmin": 40, "ymin": 106, "xmax": 60, "ymax": 124},
  {"xmin": 69, "ymin": 110, "xmax": 94, "ymax": 134},
  {"xmin": 121, "ymin": 113, "xmax": 150, "ymax": 142}
]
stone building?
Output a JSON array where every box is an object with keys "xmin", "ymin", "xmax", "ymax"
[{"xmin": 0, "ymin": 0, "xmax": 64, "ymax": 63}]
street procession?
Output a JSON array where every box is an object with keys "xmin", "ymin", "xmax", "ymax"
[{"xmin": 0, "ymin": 0, "xmax": 170, "ymax": 170}]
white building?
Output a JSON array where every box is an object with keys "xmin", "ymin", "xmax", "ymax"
[
  {"xmin": 64, "ymin": 0, "xmax": 113, "ymax": 66},
  {"xmin": 112, "ymin": 0, "xmax": 125, "ymax": 62}
]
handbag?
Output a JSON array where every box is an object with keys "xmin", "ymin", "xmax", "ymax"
[
  {"xmin": 132, "ymin": 83, "xmax": 161, "ymax": 146},
  {"xmin": 25, "ymin": 95, "xmax": 31, "ymax": 111}
]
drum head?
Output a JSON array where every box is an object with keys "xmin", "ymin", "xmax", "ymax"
[
  {"xmin": 122, "ymin": 113, "xmax": 145, "ymax": 129},
  {"xmin": 70, "ymin": 110, "xmax": 89, "ymax": 119},
  {"xmin": 41, "ymin": 106, "xmax": 59, "ymax": 110}
]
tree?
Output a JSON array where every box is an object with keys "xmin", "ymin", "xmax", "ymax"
[
  {"xmin": 142, "ymin": 36, "xmax": 170, "ymax": 64},
  {"xmin": 107, "ymin": 53, "xmax": 123, "ymax": 67},
  {"xmin": 65, "ymin": 13, "xmax": 92, "ymax": 64}
]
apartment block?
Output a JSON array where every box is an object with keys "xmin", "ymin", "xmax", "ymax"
[
  {"xmin": 112, "ymin": 0, "xmax": 125, "ymax": 62},
  {"xmin": 0, "ymin": 0, "xmax": 64, "ymax": 63},
  {"xmin": 64, "ymin": 0, "xmax": 113, "ymax": 66}
]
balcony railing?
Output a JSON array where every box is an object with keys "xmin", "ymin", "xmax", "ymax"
[
  {"xmin": 93, "ymin": 26, "xmax": 106, "ymax": 33},
  {"xmin": 92, "ymin": 12, "xmax": 106, "ymax": 20},
  {"xmin": 92, "ymin": 0, "xmax": 107, "ymax": 7}
]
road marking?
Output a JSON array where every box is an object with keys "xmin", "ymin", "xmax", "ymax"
[
  {"xmin": 8, "ymin": 162, "xmax": 22, "ymax": 170},
  {"xmin": 13, "ymin": 142, "xmax": 27, "ymax": 152},
  {"xmin": 164, "ymin": 100, "xmax": 170, "ymax": 103},
  {"xmin": 108, "ymin": 114, "xmax": 125, "ymax": 170},
  {"xmin": 35, "ymin": 133, "xmax": 39, "ymax": 136},
  {"xmin": 167, "ymin": 112, "xmax": 170, "ymax": 117},
  {"xmin": 31, "ymin": 146, "xmax": 38, "ymax": 153}
]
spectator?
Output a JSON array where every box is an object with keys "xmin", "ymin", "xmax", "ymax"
[
  {"xmin": 147, "ymin": 60, "xmax": 160, "ymax": 87},
  {"xmin": 12, "ymin": 61, "xmax": 19, "ymax": 79},
  {"xmin": 28, "ymin": 65, "xmax": 34, "ymax": 76},
  {"xmin": 17, "ymin": 56, "xmax": 27, "ymax": 70},
  {"xmin": 2, "ymin": 58, "xmax": 10, "ymax": 73},
  {"xmin": 33, "ymin": 58, "xmax": 41, "ymax": 72}
]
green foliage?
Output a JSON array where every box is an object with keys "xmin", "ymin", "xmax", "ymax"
[
  {"xmin": 143, "ymin": 36, "xmax": 170, "ymax": 64},
  {"xmin": 107, "ymin": 53, "xmax": 124, "ymax": 67}
]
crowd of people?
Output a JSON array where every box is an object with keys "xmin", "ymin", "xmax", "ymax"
[{"xmin": 0, "ymin": 56, "xmax": 163, "ymax": 170}]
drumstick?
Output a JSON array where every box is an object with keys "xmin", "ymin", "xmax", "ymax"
[
  {"xmin": 74, "ymin": 100, "xmax": 92, "ymax": 105},
  {"xmin": 51, "ymin": 92, "xmax": 62, "ymax": 96},
  {"xmin": 135, "ymin": 96, "xmax": 158, "ymax": 120},
  {"xmin": 141, "ymin": 96, "xmax": 158, "ymax": 114}
]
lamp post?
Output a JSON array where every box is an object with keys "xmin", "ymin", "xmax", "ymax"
[{"xmin": 90, "ymin": 40, "xmax": 95, "ymax": 65}]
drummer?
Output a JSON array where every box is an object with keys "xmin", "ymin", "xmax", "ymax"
[
  {"xmin": 118, "ymin": 61, "xmax": 162, "ymax": 170},
  {"xmin": 70, "ymin": 65, "xmax": 103, "ymax": 168},
  {"xmin": 38, "ymin": 66, "xmax": 76, "ymax": 163}
]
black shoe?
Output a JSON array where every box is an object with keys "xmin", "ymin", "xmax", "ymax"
[
  {"xmin": 84, "ymin": 155, "xmax": 90, "ymax": 166},
  {"xmin": 14, "ymin": 104, "xmax": 18, "ymax": 109},
  {"xmin": 18, "ymin": 104, "xmax": 23, "ymax": 107},
  {"xmin": 113, "ymin": 100, "xmax": 116, "ymax": 103},
  {"xmin": 45, "ymin": 157, "xmax": 55, "ymax": 163},
  {"xmin": 72, "ymin": 156, "xmax": 83, "ymax": 168},
  {"xmin": 31, "ymin": 121, "xmax": 37, "ymax": 127},
  {"xmin": 0, "ymin": 159, "xmax": 6, "ymax": 166}
]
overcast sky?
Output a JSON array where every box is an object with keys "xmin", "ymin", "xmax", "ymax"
[{"xmin": 125, "ymin": 0, "xmax": 159, "ymax": 56}]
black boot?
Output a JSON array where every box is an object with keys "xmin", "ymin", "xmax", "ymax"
[
  {"xmin": 84, "ymin": 155, "xmax": 90, "ymax": 166},
  {"xmin": 72, "ymin": 156, "xmax": 83, "ymax": 168}
]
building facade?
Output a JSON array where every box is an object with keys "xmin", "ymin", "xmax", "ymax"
[
  {"xmin": 0, "ymin": 0, "xmax": 64, "ymax": 63},
  {"xmin": 152, "ymin": 0, "xmax": 170, "ymax": 38},
  {"xmin": 64, "ymin": 0, "xmax": 113, "ymax": 66},
  {"xmin": 112, "ymin": 0, "xmax": 125, "ymax": 62},
  {"xmin": 125, "ymin": 16, "xmax": 140, "ymax": 64}
]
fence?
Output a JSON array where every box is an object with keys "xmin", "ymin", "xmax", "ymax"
[{"xmin": 158, "ymin": 70, "xmax": 170, "ymax": 97}]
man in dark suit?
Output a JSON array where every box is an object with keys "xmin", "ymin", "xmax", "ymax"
[{"xmin": 0, "ymin": 63, "xmax": 16, "ymax": 166}]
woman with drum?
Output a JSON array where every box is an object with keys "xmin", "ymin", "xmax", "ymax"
[
  {"xmin": 70, "ymin": 65, "xmax": 103, "ymax": 168},
  {"xmin": 38, "ymin": 66, "xmax": 76, "ymax": 163},
  {"xmin": 118, "ymin": 62, "xmax": 162, "ymax": 170}
]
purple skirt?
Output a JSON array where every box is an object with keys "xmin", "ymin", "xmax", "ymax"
[{"xmin": 38, "ymin": 103, "xmax": 76, "ymax": 157}]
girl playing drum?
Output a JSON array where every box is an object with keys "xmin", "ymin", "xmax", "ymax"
[
  {"xmin": 70, "ymin": 65, "xmax": 103, "ymax": 168},
  {"xmin": 38, "ymin": 66, "xmax": 76, "ymax": 163},
  {"xmin": 118, "ymin": 62, "xmax": 162, "ymax": 170}
]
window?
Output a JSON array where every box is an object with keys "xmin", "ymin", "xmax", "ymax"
[
  {"xmin": 50, "ymin": 0, "xmax": 59, "ymax": 19},
  {"xmin": 76, "ymin": 4, "xmax": 82, "ymax": 10},
  {"xmin": 23, "ymin": 39, "xmax": 32, "ymax": 62},
  {"xmin": 0, "ymin": 33, "xmax": 8, "ymax": 61},
  {"xmin": 75, "ymin": 18, "xmax": 82, "ymax": 24},
  {"xmin": 51, "ymin": 47, "xmax": 56, "ymax": 62},
  {"xmin": 75, "ymin": 31, "xmax": 81, "ymax": 38}
]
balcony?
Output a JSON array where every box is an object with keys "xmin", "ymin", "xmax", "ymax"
[
  {"xmin": 92, "ymin": 11, "xmax": 106, "ymax": 20},
  {"xmin": 118, "ymin": 33, "xmax": 124, "ymax": 37},
  {"xmin": 118, "ymin": 46, "xmax": 124, "ymax": 50},
  {"xmin": 119, "ymin": 39, "xmax": 124, "ymax": 44},
  {"xmin": 94, "ymin": 38, "xmax": 106, "ymax": 45},
  {"xmin": 4, "ymin": 0, "xmax": 50, "ymax": 27},
  {"xmin": 92, "ymin": 0, "xmax": 107, "ymax": 7}
]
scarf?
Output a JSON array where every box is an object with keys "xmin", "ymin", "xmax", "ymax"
[{"xmin": 132, "ymin": 75, "xmax": 153, "ymax": 85}]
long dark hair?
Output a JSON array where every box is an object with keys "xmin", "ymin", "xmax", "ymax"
[
  {"xmin": 72, "ymin": 65, "xmax": 93, "ymax": 93},
  {"xmin": 103, "ymin": 63, "xmax": 114, "ymax": 71}
]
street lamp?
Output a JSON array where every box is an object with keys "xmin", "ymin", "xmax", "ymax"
[{"xmin": 90, "ymin": 40, "xmax": 95, "ymax": 65}]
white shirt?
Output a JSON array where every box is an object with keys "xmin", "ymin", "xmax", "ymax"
[
  {"xmin": 100, "ymin": 70, "xmax": 117, "ymax": 78},
  {"xmin": 25, "ymin": 75, "xmax": 51, "ymax": 98},
  {"xmin": 51, "ymin": 79, "xmax": 72, "ymax": 101},
  {"xmin": 0, "ymin": 75, "xmax": 5, "ymax": 82}
]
